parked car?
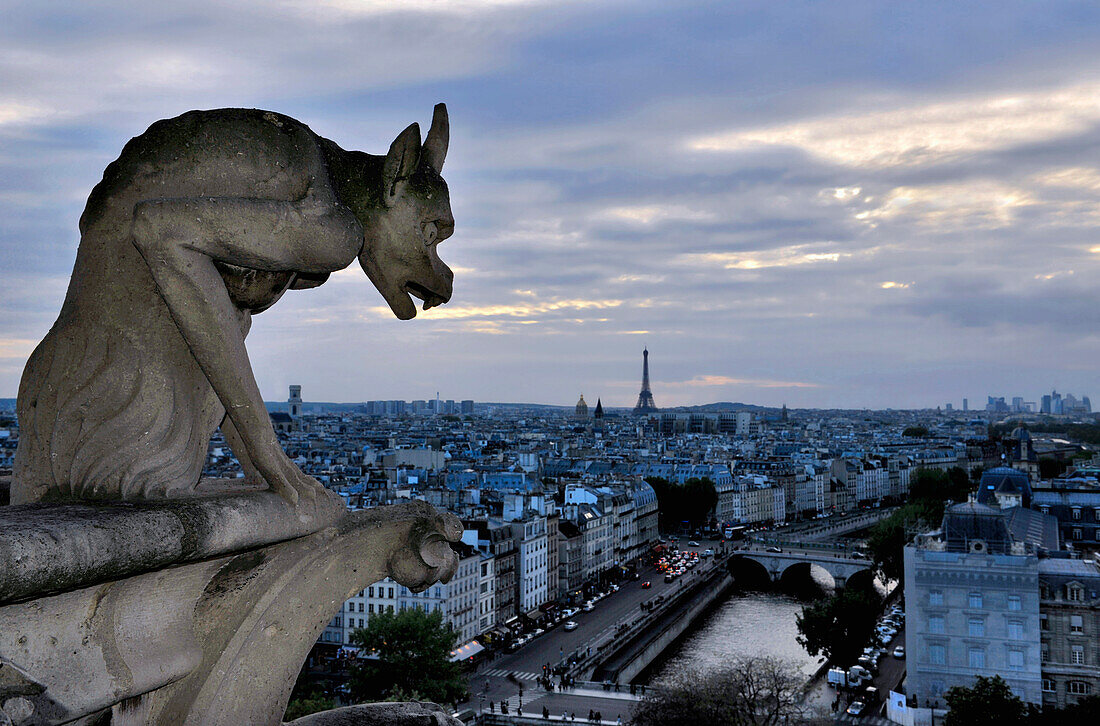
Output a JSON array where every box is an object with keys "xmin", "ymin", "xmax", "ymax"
[
  {"xmin": 582, "ymin": 602, "xmax": 595, "ymax": 612},
  {"xmin": 893, "ymin": 646, "xmax": 905, "ymax": 658},
  {"xmin": 563, "ymin": 621, "xmax": 579, "ymax": 631},
  {"xmin": 845, "ymin": 701, "xmax": 865, "ymax": 717}
]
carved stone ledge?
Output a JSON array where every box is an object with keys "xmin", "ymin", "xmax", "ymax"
[
  {"xmin": 0, "ymin": 493, "xmax": 460, "ymax": 725},
  {"xmin": 286, "ymin": 702, "xmax": 462, "ymax": 726}
]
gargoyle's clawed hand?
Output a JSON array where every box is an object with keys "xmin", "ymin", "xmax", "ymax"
[
  {"xmin": 387, "ymin": 505, "xmax": 463, "ymax": 591},
  {"xmin": 255, "ymin": 451, "xmax": 321, "ymax": 506}
]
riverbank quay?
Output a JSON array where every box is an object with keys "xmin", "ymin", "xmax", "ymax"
[
  {"xmin": 469, "ymin": 682, "xmax": 645, "ymax": 725},
  {"xmin": 586, "ymin": 564, "xmax": 736, "ymax": 684}
]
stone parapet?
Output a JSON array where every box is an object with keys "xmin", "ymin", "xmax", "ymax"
[{"xmin": 0, "ymin": 494, "xmax": 462, "ymax": 725}]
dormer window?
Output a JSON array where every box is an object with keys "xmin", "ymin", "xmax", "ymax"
[
  {"xmin": 1068, "ymin": 584, "xmax": 1085, "ymax": 602},
  {"xmin": 1073, "ymin": 508, "xmax": 1082, "ymax": 521}
]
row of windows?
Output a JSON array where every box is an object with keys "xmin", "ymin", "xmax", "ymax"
[
  {"xmin": 926, "ymin": 644, "xmax": 1026, "ymax": 670},
  {"xmin": 1042, "ymin": 679, "xmax": 1092, "ymax": 695},
  {"xmin": 1039, "ymin": 584, "xmax": 1087, "ymax": 601},
  {"xmin": 928, "ymin": 590, "xmax": 1022, "ymax": 610},
  {"xmin": 1040, "ymin": 614, "xmax": 1087, "ymax": 633},
  {"xmin": 1042, "ymin": 644, "xmax": 1087, "ymax": 664},
  {"xmin": 1039, "ymin": 505, "xmax": 1100, "ymax": 523},
  {"xmin": 927, "ymin": 614, "xmax": 1027, "ymax": 638}
]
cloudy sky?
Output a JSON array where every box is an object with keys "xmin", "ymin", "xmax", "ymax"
[{"xmin": 3, "ymin": 1, "xmax": 1100, "ymax": 409}]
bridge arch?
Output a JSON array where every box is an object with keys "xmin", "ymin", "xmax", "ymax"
[
  {"xmin": 727, "ymin": 554, "xmax": 773, "ymax": 589},
  {"xmin": 778, "ymin": 560, "xmax": 837, "ymax": 592}
]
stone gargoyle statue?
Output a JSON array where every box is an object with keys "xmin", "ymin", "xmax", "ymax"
[
  {"xmin": 13, "ymin": 104, "xmax": 455, "ymax": 512},
  {"xmin": 1, "ymin": 106, "xmax": 467, "ymax": 726}
]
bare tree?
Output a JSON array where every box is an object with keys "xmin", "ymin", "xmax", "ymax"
[{"xmin": 630, "ymin": 656, "xmax": 821, "ymax": 726}]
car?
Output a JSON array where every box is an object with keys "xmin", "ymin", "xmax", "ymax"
[
  {"xmin": 563, "ymin": 621, "xmax": 579, "ymax": 631},
  {"xmin": 845, "ymin": 701, "xmax": 865, "ymax": 717},
  {"xmin": 688, "ymin": 541, "xmax": 700, "ymax": 547},
  {"xmin": 766, "ymin": 546, "xmax": 783, "ymax": 553},
  {"xmin": 893, "ymin": 646, "xmax": 905, "ymax": 658},
  {"xmin": 664, "ymin": 574, "xmax": 674, "ymax": 583},
  {"xmin": 641, "ymin": 581, "xmax": 651, "ymax": 588},
  {"xmin": 851, "ymin": 551, "xmax": 868, "ymax": 559},
  {"xmin": 582, "ymin": 602, "xmax": 595, "ymax": 612}
]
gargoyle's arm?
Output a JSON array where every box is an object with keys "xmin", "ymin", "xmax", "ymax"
[{"xmin": 130, "ymin": 188, "xmax": 361, "ymax": 505}]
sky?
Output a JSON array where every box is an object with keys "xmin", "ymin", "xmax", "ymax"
[{"xmin": 2, "ymin": 1, "xmax": 1100, "ymax": 409}]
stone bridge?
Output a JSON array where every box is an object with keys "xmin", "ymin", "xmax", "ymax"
[{"xmin": 729, "ymin": 547, "xmax": 874, "ymax": 589}]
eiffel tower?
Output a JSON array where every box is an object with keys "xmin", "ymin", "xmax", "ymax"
[{"xmin": 633, "ymin": 347, "xmax": 658, "ymax": 414}]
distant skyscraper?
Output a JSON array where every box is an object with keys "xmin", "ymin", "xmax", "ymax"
[
  {"xmin": 963, "ymin": 398, "xmax": 968, "ymax": 412},
  {"xmin": 1041, "ymin": 395, "xmax": 1051, "ymax": 414},
  {"xmin": 633, "ymin": 347, "xmax": 658, "ymax": 415},
  {"xmin": 288, "ymin": 385, "xmax": 302, "ymax": 418}
]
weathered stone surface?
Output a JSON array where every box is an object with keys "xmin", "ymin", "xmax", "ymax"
[
  {"xmin": 0, "ymin": 499, "xmax": 461, "ymax": 725},
  {"xmin": 0, "ymin": 484, "xmax": 341, "ymax": 604},
  {"xmin": 285, "ymin": 702, "xmax": 462, "ymax": 725},
  {"xmin": 13, "ymin": 105, "xmax": 454, "ymax": 515},
  {"xmin": 4, "ymin": 106, "xmax": 466, "ymax": 726}
]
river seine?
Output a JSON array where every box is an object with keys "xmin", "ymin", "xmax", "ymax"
[{"xmin": 649, "ymin": 589, "xmax": 823, "ymax": 681}]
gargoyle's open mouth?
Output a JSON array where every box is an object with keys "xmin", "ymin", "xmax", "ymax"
[{"xmin": 405, "ymin": 281, "xmax": 450, "ymax": 311}]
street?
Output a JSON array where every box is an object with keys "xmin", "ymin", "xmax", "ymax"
[{"xmin": 463, "ymin": 540, "xmax": 726, "ymax": 714}]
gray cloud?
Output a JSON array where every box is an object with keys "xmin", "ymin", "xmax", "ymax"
[{"xmin": 4, "ymin": 1, "xmax": 1100, "ymax": 408}]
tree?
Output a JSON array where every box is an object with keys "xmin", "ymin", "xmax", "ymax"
[
  {"xmin": 1032, "ymin": 694, "xmax": 1100, "ymax": 725},
  {"xmin": 903, "ymin": 425, "xmax": 929, "ymax": 438},
  {"xmin": 796, "ymin": 587, "xmax": 881, "ymax": 666},
  {"xmin": 347, "ymin": 608, "xmax": 467, "ymax": 707},
  {"xmin": 284, "ymin": 693, "xmax": 336, "ymax": 722},
  {"xmin": 645, "ymin": 476, "xmax": 717, "ymax": 532},
  {"xmin": 867, "ymin": 467, "xmax": 974, "ymax": 585},
  {"xmin": 907, "ymin": 468, "xmax": 971, "ymax": 512},
  {"xmin": 943, "ymin": 675, "xmax": 1027, "ymax": 726},
  {"xmin": 630, "ymin": 657, "xmax": 809, "ymax": 726}
]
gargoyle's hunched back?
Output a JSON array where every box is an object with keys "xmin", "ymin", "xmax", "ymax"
[{"xmin": 13, "ymin": 106, "xmax": 455, "ymax": 505}]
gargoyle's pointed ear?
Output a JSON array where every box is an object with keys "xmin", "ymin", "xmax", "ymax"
[
  {"xmin": 383, "ymin": 122, "xmax": 421, "ymax": 207},
  {"xmin": 423, "ymin": 103, "xmax": 448, "ymax": 173}
]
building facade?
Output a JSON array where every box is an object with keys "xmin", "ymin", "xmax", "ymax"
[{"xmin": 905, "ymin": 503, "xmax": 1042, "ymax": 708}]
